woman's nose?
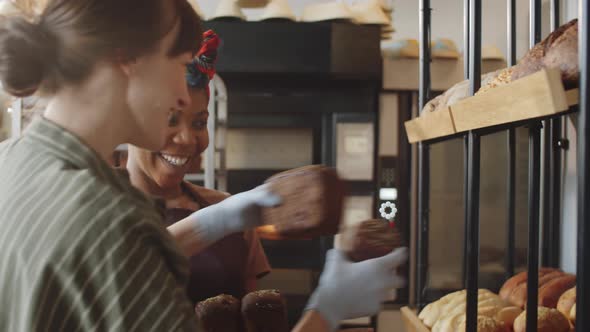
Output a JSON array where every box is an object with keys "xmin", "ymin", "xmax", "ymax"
[{"xmin": 174, "ymin": 127, "xmax": 197, "ymax": 146}]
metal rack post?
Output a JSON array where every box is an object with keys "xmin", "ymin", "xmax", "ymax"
[
  {"xmin": 416, "ymin": 0, "xmax": 431, "ymax": 311},
  {"xmin": 525, "ymin": 1, "xmax": 542, "ymax": 331},
  {"xmin": 465, "ymin": 0, "xmax": 482, "ymax": 330},
  {"xmin": 506, "ymin": 0, "xmax": 517, "ymax": 279},
  {"xmin": 544, "ymin": 0, "xmax": 562, "ymax": 269},
  {"xmin": 576, "ymin": 1, "xmax": 590, "ymax": 331}
]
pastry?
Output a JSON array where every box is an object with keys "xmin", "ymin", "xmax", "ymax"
[
  {"xmin": 557, "ymin": 287, "xmax": 576, "ymax": 319},
  {"xmin": 538, "ymin": 274, "xmax": 576, "ymax": 308},
  {"xmin": 499, "ymin": 268, "xmax": 557, "ymax": 301},
  {"xmin": 508, "ymin": 270, "xmax": 564, "ymax": 308}
]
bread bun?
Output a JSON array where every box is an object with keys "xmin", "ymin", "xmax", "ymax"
[
  {"xmin": 195, "ymin": 294, "xmax": 241, "ymax": 332},
  {"xmin": 457, "ymin": 316, "xmax": 509, "ymax": 332},
  {"xmin": 513, "ymin": 307, "xmax": 570, "ymax": 332}
]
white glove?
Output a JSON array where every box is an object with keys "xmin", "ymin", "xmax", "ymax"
[
  {"xmin": 306, "ymin": 247, "xmax": 408, "ymax": 331},
  {"xmin": 188, "ymin": 185, "xmax": 281, "ymax": 244}
]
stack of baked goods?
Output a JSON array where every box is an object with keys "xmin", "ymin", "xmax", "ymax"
[
  {"xmin": 499, "ymin": 268, "xmax": 576, "ymax": 309},
  {"xmin": 422, "ymin": 19, "xmax": 578, "ymax": 115},
  {"xmin": 418, "ymin": 289, "xmax": 522, "ymax": 332},
  {"xmin": 195, "ymin": 290, "xmax": 288, "ymax": 332},
  {"xmin": 257, "ymin": 165, "xmax": 345, "ymax": 240}
]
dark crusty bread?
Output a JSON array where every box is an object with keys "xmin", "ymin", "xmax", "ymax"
[
  {"xmin": 538, "ymin": 274, "xmax": 576, "ymax": 309},
  {"xmin": 499, "ymin": 268, "xmax": 557, "ymax": 301},
  {"xmin": 508, "ymin": 270, "xmax": 564, "ymax": 308},
  {"xmin": 241, "ymin": 290, "xmax": 289, "ymax": 332},
  {"xmin": 511, "ymin": 19, "xmax": 578, "ymax": 88},
  {"xmin": 261, "ymin": 165, "xmax": 345, "ymax": 238},
  {"xmin": 340, "ymin": 219, "xmax": 404, "ymax": 262},
  {"xmin": 195, "ymin": 294, "xmax": 242, "ymax": 332}
]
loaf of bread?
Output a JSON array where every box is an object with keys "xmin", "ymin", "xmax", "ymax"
[
  {"xmin": 241, "ymin": 289, "xmax": 289, "ymax": 332},
  {"xmin": 557, "ymin": 287, "xmax": 576, "ymax": 321},
  {"xmin": 513, "ymin": 307, "xmax": 570, "ymax": 332},
  {"xmin": 499, "ymin": 268, "xmax": 557, "ymax": 301},
  {"xmin": 195, "ymin": 294, "xmax": 242, "ymax": 332},
  {"xmin": 495, "ymin": 306, "xmax": 523, "ymax": 328},
  {"xmin": 340, "ymin": 219, "xmax": 403, "ymax": 262},
  {"xmin": 508, "ymin": 270, "xmax": 565, "ymax": 308},
  {"xmin": 261, "ymin": 165, "xmax": 345, "ymax": 238},
  {"xmin": 421, "ymin": 19, "xmax": 578, "ymax": 117},
  {"xmin": 418, "ymin": 289, "xmax": 522, "ymax": 332},
  {"xmin": 538, "ymin": 274, "xmax": 576, "ymax": 308},
  {"xmin": 511, "ymin": 19, "xmax": 578, "ymax": 88}
]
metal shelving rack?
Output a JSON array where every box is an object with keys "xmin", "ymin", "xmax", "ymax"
[{"xmin": 412, "ymin": 0, "xmax": 589, "ymax": 332}]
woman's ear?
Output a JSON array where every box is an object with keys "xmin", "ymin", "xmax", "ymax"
[{"xmin": 114, "ymin": 50, "xmax": 137, "ymax": 76}]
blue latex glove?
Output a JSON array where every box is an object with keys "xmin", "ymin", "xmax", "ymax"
[
  {"xmin": 188, "ymin": 185, "xmax": 281, "ymax": 244},
  {"xmin": 306, "ymin": 247, "xmax": 409, "ymax": 331}
]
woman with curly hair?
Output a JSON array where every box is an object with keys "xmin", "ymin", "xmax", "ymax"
[{"xmin": 126, "ymin": 30, "xmax": 271, "ymax": 304}]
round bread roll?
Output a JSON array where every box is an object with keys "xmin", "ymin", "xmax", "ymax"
[
  {"xmin": 495, "ymin": 306, "xmax": 523, "ymax": 328},
  {"xmin": 195, "ymin": 294, "xmax": 242, "ymax": 332},
  {"xmin": 241, "ymin": 289, "xmax": 289, "ymax": 332},
  {"xmin": 557, "ymin": 287, "xmax": 576, "ymax": 318},
  {"xmin": 570, "ymin": 303, "xmax": 576, "ymax": 323},
  {"xmin": 457, "ymin": 316, "xmax": 509, "ymax": 332},
  {"xmin": 513, "ymin": 307, "xmax": 570, "ymax": 332}
]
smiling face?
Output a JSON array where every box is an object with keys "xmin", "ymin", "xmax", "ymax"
[
  {"xmin": 128, "ymin": 88, "xmax": 210, "ymax": 191},
  {"xmin": 123, "ymin": 19, "xmax": 196, "ymax": 152}
]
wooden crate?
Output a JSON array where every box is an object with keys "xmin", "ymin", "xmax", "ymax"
[
  {"xmin": 401, "ymin": 306, "xmax": 430, "ymax": 332},
  {"xmin": 450, "ymin": 68, "xmax": 569, "ymax": 132},
  {"xmin": 404, "ymin": 107, "xmax": 456, "ymax": 144}
]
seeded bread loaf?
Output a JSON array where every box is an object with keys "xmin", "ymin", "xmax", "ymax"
[
  {"xmin": 340, "ymin": 219, "xmax": 404, "ymax": 262},
  {"xmin": 241, "ymin": 290, "xmax": 289, "ymax": 332},
  {"xmin": 513, "ymin": 307, "xmax": 570, "ymax": 332},
  {"xmin": 195, "ymin": 294, "xmax": 242, "ymax": 332},
  {"xmin": 261, "ymin": 165, "xmax": 345, "ymax": 238}
]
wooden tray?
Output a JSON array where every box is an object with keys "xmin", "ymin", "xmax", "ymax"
[
  {"xmin": 404, "ymin": 106, "xmax": 456, "ymax": 144},
  {"xmin": 404, "ymin": 68, "xmax": 577, "ymax": 143},
  {"xmin": 450, "ymin": 68, "xmax": 568, "ymax": 132},
  {"xmin": 401, "ymin": 306, "xmax": 430, "ymax": 332}
]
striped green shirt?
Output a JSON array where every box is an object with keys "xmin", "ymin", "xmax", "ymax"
[{"xmin": 0, "ymin": 118, "xmax": 200, "ymax": 331}]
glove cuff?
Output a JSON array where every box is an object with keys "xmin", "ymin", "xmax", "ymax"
[{"xmin": 305, "ymin": 288, "xmax": 341, "ymax": 331}]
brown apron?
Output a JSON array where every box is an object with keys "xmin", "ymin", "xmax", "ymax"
[{"xmin": 164, "ymin": 183, "xmax": 248, "ymax": 304}]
